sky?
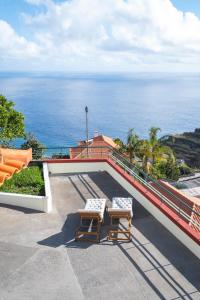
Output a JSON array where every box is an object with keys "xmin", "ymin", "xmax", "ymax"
[{"xmin": 0, "ymin": 0, "xmax": 200, "ymax": 72}]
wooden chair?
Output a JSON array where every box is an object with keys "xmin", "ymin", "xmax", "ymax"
[
  {"xmin": 108, "ymin": 197, "xmax": 133, "ymax": 241},
  {"xmin": 75, "ymin": 199, "xmax": 106, "ymax": 243}
]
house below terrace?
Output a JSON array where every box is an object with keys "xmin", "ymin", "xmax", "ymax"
[{"xmin": 70, "ymin": 134, "xmax": 118, "ymax": 159}]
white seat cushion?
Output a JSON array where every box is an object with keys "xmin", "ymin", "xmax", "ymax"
[
  {"xmin": 85, "ymin": 198, "xmax": 106, "ymax": 219},
  {"xmin": 112, "ymin": 197, "xmax": 133, "ymax": 217}
]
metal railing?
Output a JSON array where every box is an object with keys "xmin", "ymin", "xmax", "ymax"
[
  {"xmin": 32, "ymin": 146, "xmax": 111, "ymax": 160},
  {"xmin": 31, "ymin": 145, "xmax": 200, "ymax": 231},
  {"xmin": 31, "ymin": 145, "xmax": 143, "ymax": 161},
  {"xmin": 111, "ymin": 151, "xmax": 200, "ymax": 230}
]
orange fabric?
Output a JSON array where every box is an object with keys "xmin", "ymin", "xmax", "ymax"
[{"xmin": 0, "ymin": 164, "xmax": 18, "ymax": 176}]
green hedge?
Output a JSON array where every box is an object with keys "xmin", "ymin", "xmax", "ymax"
[{"xmin": 0, "ymin": 166, "xmax": 45, "ymax": 196}]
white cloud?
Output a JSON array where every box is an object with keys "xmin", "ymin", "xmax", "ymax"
[
  {"xmin": 1, "ymin": 0, "xmax": 200, "ymax": 71},
  {"xmin": 0, "ymin": 20, "xmax": 40, "ymax": 59},
  {"xmin": 25, "ymin": 0, "xmax": 51, "ymax": 6}
]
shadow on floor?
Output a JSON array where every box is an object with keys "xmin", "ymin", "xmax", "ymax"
[
  {"xmin": 99, "ymin": 221, "xmax": 200, "ymax": 300},
  {"xmin": 0, "ymin": 203, "xmax": 42, "ymax": 214},
  {"xmin": 87, "ymin": 172, "xmax": 150, "ymax": 219},
  {"xmin": 88, "ymin": 172, "xmax": 200, "ymax": 290},
  {"xmin": 117, "ymin": 239, "xmax": 198, "ymax": 300},
  {"xmin": 133, "ymin": 217, "xmax": 200, "ymax": 294},
  {"xmin": 38, "ymin": 172, "xmax": 151, "ymax": 250},
  {"xmin": 87, "ymin": 171, "xmax": 131, "ymax": 200},
  {"xmin": 39, "ymin": 172, "xmax": 200, "ymax": 299},
  {"xmin": 39, "ymin": 217, "xmax": 199, "ymax": 300},
  {"xmin": 38, "ymin": 212, "xmax": 109, "ymax": 249}
]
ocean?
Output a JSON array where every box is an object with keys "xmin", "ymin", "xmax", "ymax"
[{"xmin": 0, "ymin": 72, "xmax": 200, "ymax": 147}]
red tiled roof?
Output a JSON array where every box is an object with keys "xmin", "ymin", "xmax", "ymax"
[
  {"xmin": 70, "ymin": 135, "xmax": 118, "ymax": 159},
  {"xmin": 0, "ymin": 148, "xmax": 32, "ymax": 186}
]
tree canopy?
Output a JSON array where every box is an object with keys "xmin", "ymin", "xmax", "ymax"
[
  {"xmin": 0, "ymin": 95, "xmax": 25, "ymax": 145},
  {"xmin": 126, "ymin": 128, "xmax": 139, "ymax": 163},
  {"xmin": 21, "ymin": 133, "xmax": 44, "ymax": 159},
  {"xmin": 115, "ymin": 127, "xmax": 183, "ymax": 180}
]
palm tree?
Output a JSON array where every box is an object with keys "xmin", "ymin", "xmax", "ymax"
[
  {"xmin": 149, "ymin": 127, "xmax": 175, "ymax": 164},
  {"xmin": 126, "ymin": 129, "xmax": 139, "ymax": 163},
  {"xmin": 137, "ymin": 127, "xmax": 176, "ymax": 176},
  {"xmin": 137, "ymin": 140, "xmax": 151, "ymax": 173},
  {"xmin": 149, "ymin": 127, "xmax": 161, "ymax": 143},
  {"xmin": 149, "ymin": 127, "xmax": 161, "ymax": 164},
  {"xmin": 113, "ymin": 138, "xmax": 126, "ymax": 153}
]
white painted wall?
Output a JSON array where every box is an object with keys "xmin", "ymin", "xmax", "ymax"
[
  {"xmin": 48, "ymin": 161, "xmax": 107, "ymax": 174},
  {"xmin": 0, "ymin": 163, "xmax": 52, "ymax": 213},
  {"xmin": 47, "ymin": 161, "xmax": 200, "ymax": 258},
  {"xmin": 0, "ymin": 192, "xmax": 46, "ymax": 212},
  {"xmin": 43, "ymin": 162, "xmax": 52, "ymax": 213}
]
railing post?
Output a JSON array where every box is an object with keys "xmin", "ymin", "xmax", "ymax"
[{"xmin": 178, "ymin": 198, "xmax": 183, "ymax": 219}]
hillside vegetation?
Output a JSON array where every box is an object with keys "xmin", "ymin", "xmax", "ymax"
[{"xmin": 160, "ymin": 128, "xmax": 200, "ymax": 168}]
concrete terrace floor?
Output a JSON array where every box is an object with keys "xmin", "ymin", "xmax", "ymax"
[{"xmin": 0, "ymin": 171, "xmax": 200, "ymax": 300}]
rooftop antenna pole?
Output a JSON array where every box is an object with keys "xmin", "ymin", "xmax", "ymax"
[{"xmin": 85, "ymin": 106, "xmax": 89, "ymax": 157}]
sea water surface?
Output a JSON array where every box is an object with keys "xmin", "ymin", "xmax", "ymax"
[{"xmin": 0, "ymin": 72, "xmax": 199, "ymax": 147}]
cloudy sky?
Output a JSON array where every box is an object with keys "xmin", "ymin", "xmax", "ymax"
[{"xmin": 0, "ymin": 0, "xmax": 200, "ymax": 72}]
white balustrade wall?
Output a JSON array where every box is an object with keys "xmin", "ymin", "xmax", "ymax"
[{"xmin": 0, "ymin": 162, "xmax": 52, "ymax": 213}]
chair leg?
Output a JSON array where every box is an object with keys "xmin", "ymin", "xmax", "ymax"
[
  {"xmin": 108, "ymin": 216, "xmax": 132, "ymax": 241},
  {"xmin": 75, "ymin": 219, "xmax": 102, "ymax": 243}
]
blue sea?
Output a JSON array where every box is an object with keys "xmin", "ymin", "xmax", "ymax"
[{"xmin": 0, "ymin": 72, "xmax": 200, "ymax": 147}]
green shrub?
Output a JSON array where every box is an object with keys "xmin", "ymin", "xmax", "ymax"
[
  {"xmin": 21, "ymin": 133, "xmax": 45, "ymax": 159},
  {"xmin": 151, "ymin": 159, "xmax": 180, "ymax": 181},
  {"xmin": 0, "ymin": 166, "xmax": 44, "ymax": 196},
  {"xmin": 179, "ymin": 163, "xmax": 193, "ymax": 176}
]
